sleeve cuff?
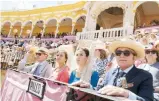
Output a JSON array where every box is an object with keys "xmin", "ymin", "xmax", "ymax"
[{"xmin": 128, "ymin": 91, "xmax": 137, "ymax": 100}]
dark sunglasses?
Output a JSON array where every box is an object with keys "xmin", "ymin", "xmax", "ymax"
[
  {"xmin": 36, "ymin": 53, "xmax": 42, "ymax": 56},
  {"xmin": 115, "ymin": 50, "xmax": 135, "ymax": 57},
  {"xmin": 36, "ymin": 52, "xmax": 47, "ymax": 56},
  {"xmin": 145, "ymin": 50, "xmax": 157, "ymax": 54}
]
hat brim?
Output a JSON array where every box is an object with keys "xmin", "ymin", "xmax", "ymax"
[{"xmin": 109, "ymin": 40, "xmax": 145, "ymax": 59}]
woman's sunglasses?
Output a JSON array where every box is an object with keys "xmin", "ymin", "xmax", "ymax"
[
  {"xmin": 115, "ymin": 50, "xmax": 136, "ymax": 57},
  {"xmin": 145, "ymin": 50, "xmax": 157, "ymax": 54}
]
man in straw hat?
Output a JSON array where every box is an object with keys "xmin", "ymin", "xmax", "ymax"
[
  {"xmin": 18, "ymin": 47, "xmax": 52, "ymax": 78},
  {"xmin": 97, "ymin": 38, "xmax": 153, "ymax": 101}
]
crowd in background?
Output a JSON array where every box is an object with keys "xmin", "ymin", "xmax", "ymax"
[{"xmin": 1, "ymin": 31, "xmax": 159, "ymax": 101}]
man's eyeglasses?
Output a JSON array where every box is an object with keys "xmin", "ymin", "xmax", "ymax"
[
  {"xmin": 115, "ymin": 50, "xmax": 136, "ymax": 57},
  {"xmin": 36, "ymin": 53, "xmax": 42, "ymax": 56},
  {"xmin": 145, "ymin": 50, "xmax": 157, "ymax": 54}
]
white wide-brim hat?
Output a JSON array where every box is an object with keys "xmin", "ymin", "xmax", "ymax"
[{"xmin": 109, "ymin": 38, "xmax": 145, "ymax": 59}]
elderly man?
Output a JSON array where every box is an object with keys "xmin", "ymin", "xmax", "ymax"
[
  {"xmin": 18, "ymin": 47, "xmax": 52, "ymax": 78},
  {"xmin": 97, "ymin": 39, "xmax": 153, "ymax": 101}
]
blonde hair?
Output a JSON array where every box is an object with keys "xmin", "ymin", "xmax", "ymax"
[{"xmin": 98, "ymin": 49, "xmax": 107, "ymax": 60}]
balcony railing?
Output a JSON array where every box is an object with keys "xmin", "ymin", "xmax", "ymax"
[{"xmin": 76, "ymin": 27, "xmax": 133, "ymax": 41}]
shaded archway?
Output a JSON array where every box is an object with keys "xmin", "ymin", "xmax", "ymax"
[
  {"xmin": 32, "ymin": 20, "xmax": 44, "ymax": 37},
  {"xmin": 1, "ymin": 22, "xmax": 11, "ymax": 37},
  {"xmin": 74, "ymin": 16, "xmax": 86, "ymax": 34},
  {"xmin": 22, "ymin": 21, "xmax": 32, "ymax": 38},
  {"xmin": 134, "ymin": 2, "xmax": 159, "ymax": 29},
  {"xmin": 11, "ymin": 22, "xmax": 22, "ymax": 37},
  {"xmin": 45, "ymin": 19, "xmax": 57, "ymax": 38},
  {"xmin": 59, "ymin": 18, "xmax": 72, "ymax": 36},
  {"xmin": 96, "ymin": 7, "xmax": 123, "ymax": 30}
]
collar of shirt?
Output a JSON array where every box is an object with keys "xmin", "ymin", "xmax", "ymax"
[
  {"xmin": 118, "ymin": 65, "xmax": 134, "ymax": 73},
  {"xmin": 37, "ymin": 60, "xmax": 47, "ymax": 66}
]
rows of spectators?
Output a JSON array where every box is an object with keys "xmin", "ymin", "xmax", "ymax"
[{"xmin": 1, "ymin": 31, "xmax": 159, "ymax": 101}]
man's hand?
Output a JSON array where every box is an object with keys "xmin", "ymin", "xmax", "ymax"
[{"xmin": 98, "ymin": 85, "xmax": 129, "ymax": 98}]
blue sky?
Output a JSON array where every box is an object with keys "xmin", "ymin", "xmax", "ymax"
[{"xmin": 0, "ymin": 0, "xmax": 79, "ymax": 11}]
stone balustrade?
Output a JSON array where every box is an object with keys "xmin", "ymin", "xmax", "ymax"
[{"xmin": 76, "ymin": 27, "xmax": 133, "ymax": 41}]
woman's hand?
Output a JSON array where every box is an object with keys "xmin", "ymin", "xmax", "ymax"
[{"xmin": 71, "ymin": 80, "xmax": 91, "ymax": 88}]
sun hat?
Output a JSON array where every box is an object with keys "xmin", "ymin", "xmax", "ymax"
[
  {"xmin": 37, "ymin": 47, "xmax": 49, "ymax": 55},
  {"xmin": 109, "ymin": 38, "xmax": 145, "ymax": 59}
]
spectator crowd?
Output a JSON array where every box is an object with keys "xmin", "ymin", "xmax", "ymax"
[{"xmin": 0, "ymin": 31, "xmax": 159, "ymax": 101}]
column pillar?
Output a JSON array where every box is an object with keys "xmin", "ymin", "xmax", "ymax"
[
  {"xmin": 19, "ymin": 26, "xmax": 24, "ymax": 37},
  {"xmin": 8, "ymin": 26, "xmax": 13, "ymax": 37},
  {"xmin": 71, "ymin": 23, "xmax": 75, "ymax": 34},
  {"xmin": 123, "ymin": 2, "xmax": 134, "ymax": 35},
  {"xmin": 83, "ymin": 2, "xmax": 97, "ymax": 31},
  {"xmin": 55, "ymin": 23, "xmax": 59, "ymax": 38},
  {"xmin": 30, "ymin": 25, "xmax": 34, "ymax": 38},
  {"xmin": 41, "ymin": 25, "xmax": 46, "ymax": 38}
]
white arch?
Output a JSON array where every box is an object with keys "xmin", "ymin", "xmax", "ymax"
[
  {"xmin": 12, "ymin": 21, "xmax": 22, "ymax": 26},
  {"xmin": 74, "ymin": 14, "xmax": 86, "ymax": 23},
  {"xmin": 33, "ymin": 19, "xmax": 45, "ymax": 25},
  {"xmin": 58, "ymin": 17, "xmax": 73, "ymax": 24},
  {"xmin": 23, "ymin": 20, "xmax": 33, "ymax": 26},
  {"xmin": 90, "ymin": 1, "xmax": 125, "ymax": 19},
  {"xmin": 45, "ymin": 18, "xmax": 57, "ymax": 25},
  {"xmin": 2, "ymin": 21, "xmax": 12, "ymax": 26},
  {"xmin": 133, "ymin": 1, "xmax": 159, "ymax": 11}
]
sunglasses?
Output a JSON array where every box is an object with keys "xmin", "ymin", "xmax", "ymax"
[
  {"xmin": 36, "ymin": 52, "xmax": 46, "ymax": 56},
  {"xmin": 145, "ymin": 50, "xmax": 157, "ymax": 54},
  {"xmin": 36, "ymin": 53, "xmax": 42, "ymax": 56},
  {"xmin": 115, "ymin": 50, "xmax": 135, "ymax": 57}
]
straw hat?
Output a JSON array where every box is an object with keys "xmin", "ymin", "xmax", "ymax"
[
  {"xmin": 109, "ymin": 38, "xmax": 145, "ymax": 59},
  {"xmin": 37, "ymin": 47, "xmax": 49, "ymax": 55},
  {"xmin": 92, "ymin": 40, "xmax": 106, "ymax": 50},
  {"xmin": 27, "ymin": 46, "xmax": 39, "ymax": 65}
]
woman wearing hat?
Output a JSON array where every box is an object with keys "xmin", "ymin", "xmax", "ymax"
[
  {"xmin": 138, "ymin": 45, "xmax": 159, "ymax": 100},
  {"xmin": 69, "ymin": 48, "xmax": 99, "ymax": 87},
  {"xmin": 49, "ymin": 50, "xmax": 70, "ymax": 83},
  {"xmin": 93, "ymin": 45, "xmax": 108, "ymax": 77}
]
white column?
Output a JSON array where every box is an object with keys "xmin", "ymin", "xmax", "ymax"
[
  {"xmin": 123, "ymin": 2, "xmax": 134, "ymax": 35},
  {"xmin": 71, "ymin": 23, "xmax": 75, "ymax": 34},
  {"xmin": 83, "ymin": 3, "xmax": 97, "ymax": 31},
  {"xmin": 55, "ymin": 24, "xmax": 59, "ymax": 38},
  {"xmin": 8, "ymin": 26, "xmax": 12, "ymax": 37},
  {"xmin": 41, "ymin": 25, "xmax": 46, "ymax": 38},
  {"xmin": 30, "ymin": 25, "xmax": 34, "ymax": 38},
  {"xmin": 19, "ymin": 26, "xmax": 23, "ymax": 37}
]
